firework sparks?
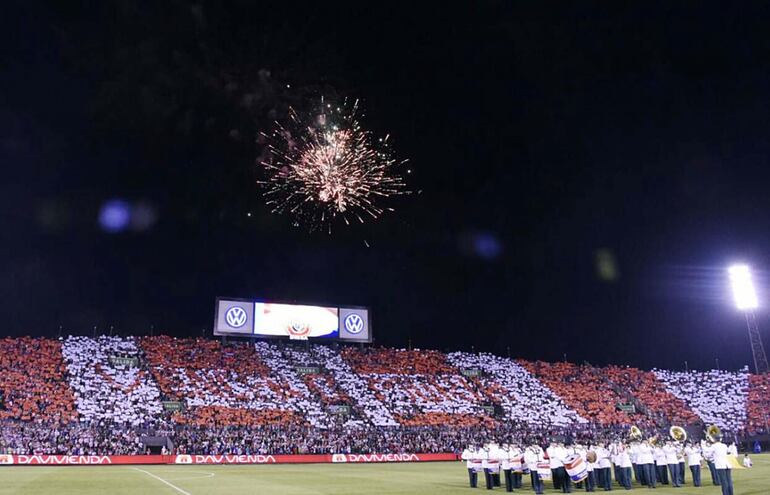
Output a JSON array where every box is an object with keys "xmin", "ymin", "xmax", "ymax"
[{"xmin": 259, "ymin": 97, "xmax": 409, "ymax": 230}]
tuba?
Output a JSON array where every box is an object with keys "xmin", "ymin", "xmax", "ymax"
[
  {"xmin": 647, "ymin": 435, "xmax": 659, "ymax": 447},
  {"xmin": 705, "ymin": 425, "xmax": 722, "ymax": 443},
  {"xmin": 629, "ymin": 425, "xmax": 643, "ymax": 441},
  {"xmin": 670, "ymin": 425, "xmax": 687, "ymax": 443}
]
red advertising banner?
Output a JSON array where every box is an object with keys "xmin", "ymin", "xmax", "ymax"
[
  {"xmin": 1, "ymin": 455, "xmax": 166, "ymax": 465},
  {"xmin": 332, "ymin": 453, "xmax": 458, "ymax": 463},
  {"xmin": 173, "ymin": 454, "xmax": 282, "ymax": 464},
  {"xmin": 173, "ymin": 453, "xmax": 458, "ymax": 464},
  {"xmin": 0, "ymin": 453, "xmax": 458, "ymax": 466}
]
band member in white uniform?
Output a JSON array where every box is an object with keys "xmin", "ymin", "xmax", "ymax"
[
  {"xmin": 610, "ymin": 442, "xmax": 621, "ymax": 487},
  {"xmin": 702, "ymin": 440, "xmax": 719, "ymax": 486},
  {"xmin": 663, "ymin": 441, "xmax": 681, "ymax": 487},
  {"xmin": 637, "ymin": 440, "xmax": 656, "ymax": 489},
  {"xmin": 525, "ymin": 445, "xmax": 545, "ymax": 495},
  {"xmin": 653, "ymin": 444, "xmax": 668, "ymax": 484},
  {"xmin": 462, "ymin": 444, "xmax": 482, "ymax": 488},
  {"xmin": 581, "ymin": 445, "xmax": 596, "ymax": 492},
  {"xmin": 500, "ymin": 443, "xmax": 513, "ymax": 492},
  {"xmin": 482, "ymin": 443, "xmax": 501, "ymax": 490},
  {"xmin": 712, "ymin": 439, "xmax": 734, "ymax": 495},
  {"xmin": 509, "ymin": 444, "xmax": 524, "ymax": 489},
  {"xmin": 629, "ymin": 441, "xmax": 642, "ymax": 485},
  {"xmin": 684, "ymin": 442, "xmax": 702, "ymax": 487},
  {"xmin": 616, "ymin": 443, "xmax": 633, "ymax": 490},
  {"xmin": 595, "ymin": 443, "xmax": 612, "ymax": 491},
  {"xmin": 548, "ymin": 442, "xmax": 572, "ymax": 493},
  {"xmin": 677, "ymin": 444, "xmax": 686, "ymax": 485}
]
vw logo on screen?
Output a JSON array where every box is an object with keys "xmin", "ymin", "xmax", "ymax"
[
  {"xmin": 225, "ymin": 306, "xmax": 248, "ymax": 328},
  {"xmin": 344, "ymin": 313, "xmax": 364, "ymax": 334}
]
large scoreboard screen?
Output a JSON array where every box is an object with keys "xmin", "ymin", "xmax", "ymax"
[{"xmin": 214, "ymin": 298, "xmax": 371, "ymax": 342}]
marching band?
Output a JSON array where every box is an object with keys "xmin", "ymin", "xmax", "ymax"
[{"xmin": 461, "ymin": 425, "xmax": 738, "ymax": 494}]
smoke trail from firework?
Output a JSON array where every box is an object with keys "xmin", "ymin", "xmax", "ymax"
[{"xmin": 259, "ymin": 97, "xmax": 409, "ymax": 230}]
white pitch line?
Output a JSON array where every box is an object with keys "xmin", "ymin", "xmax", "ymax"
[
  {"xmin": 132, "ymin": 467, "xmax": 193, "ymax": 495},
  {"xmin": 163, "ymin": 473, "xmax": 215, "ymax": 481}
]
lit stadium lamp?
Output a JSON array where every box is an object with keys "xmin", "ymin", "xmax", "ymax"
[
  {"xmin": 727, "ymin": 264, "xmax": 768, "ymax": 374},
  {"xmin": 728, "ymin": 264, "xmax": 759, "ymax": 310}
]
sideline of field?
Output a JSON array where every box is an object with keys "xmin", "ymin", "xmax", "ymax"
[{"xmin": 0, "ymin": 455, "xmax": 766, "ymax": 495}]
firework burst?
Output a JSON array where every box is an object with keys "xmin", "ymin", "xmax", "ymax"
[{"xmin": 259, "ymin": 97, "xmax": 409, "ymax": 230}]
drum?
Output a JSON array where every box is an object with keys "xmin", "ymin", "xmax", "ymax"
[
  {"xmin": 511, "ymin": 459, "xmax": 523, "ymax": 473},
  {"xmin": 564, "ymin": 454, "xmax": 588, "ymax": 483},
  {"xmin": 536, "ymin": 461, "xmax": 552, "ymax": 481}
]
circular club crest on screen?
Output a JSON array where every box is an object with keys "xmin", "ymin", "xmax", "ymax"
[
  {"xmin": 287, "ymin": 321, "xmax": 311, "ymax": 337},
  {"xmin": 344, "ymin": 313, "xmax": 364, "ymax": 334},
  {"xmin": 225, "ymin": 306, "xmax": 248, "ymax": 328}
]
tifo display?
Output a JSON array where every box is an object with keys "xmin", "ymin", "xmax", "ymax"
[{"xmin": 0, "ymin": 335, "xmax": 766, "ymax": 473}]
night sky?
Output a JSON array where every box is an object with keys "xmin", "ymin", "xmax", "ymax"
[{"xmin": 4, "ymin": 2, "xmax": 770, "ymax": 371}]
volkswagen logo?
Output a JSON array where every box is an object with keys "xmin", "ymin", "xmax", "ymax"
[
  {"xmin": 344, "ymin": 313, "xmax": 364, "ymax": 334},
  {"xmin": 225, "ymin": 306, "xmax": 248, "ymax": 328}
]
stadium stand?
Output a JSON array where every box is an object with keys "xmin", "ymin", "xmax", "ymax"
[
  {"xmin": 747, "ymin": 373, "xmax": 770, "ymax": 434},
  {"xmin": 342, "ymin": 347, "xmax": 495, "ymax": 427},
  {"xmin": 0, "ymin": 337, "xmax": 77, "ymax": 424},
  {"xmin": 317, "ymin": 345, "xmax": 399, "ymax": 426},
  {"xmin": 654, "ymin": 368, "xmax": 749, "ymax": 432},
  {"xmin": 140, "ymin": 336, "xmax": 329, "ymax": 427},
  {"xmin": 343, "ymin": 348, "xmax": 456, "ymax": 375},
  {"xmin": 62, "ymin": 336, "xmax": 163, "ymax": 425},
  {"xmin": 519, "ymin": 360, "xmax": 637, "ymax": 425},
  {"xmin": 0, "ymin": 335, "xmax": 767, "ymax": 456},
  {"xmin": 603, "ymin": 365, "xmax": 701, "ymax": 428},
  {"xmin": 447, "ymin": 352, "xmax": 586, "ymax": 426}
]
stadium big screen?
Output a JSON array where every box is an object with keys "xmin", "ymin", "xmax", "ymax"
[{"xmin": 214, "ymin": 298, "xmax": 371, "ymax": 342}]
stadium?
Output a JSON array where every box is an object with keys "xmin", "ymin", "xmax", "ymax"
[
  {"xmin": 5, "ymin": 2, "xmax": 770, "ymax": 494},
  {"xmin": 0, "ymin": 323, "xmax": 768, "ymax": 493}
]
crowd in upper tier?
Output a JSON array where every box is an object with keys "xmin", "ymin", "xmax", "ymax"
[
  {"xmin": 62, "ymin": 336, "xmax": 163, "ymax": 425},
  {"xmin": 653, "ymin": 368, "xmax": 750, "ymax": 432},
  {"xmin": 0, "ymin": 337, "xmax": 77, "ymax": 424},
  {"xmin": 603, "ymin": 365, "xmax": 701, "ymax": 427},
  {"xmin": 0, "ymin": 335, "xmax": 766, "ymax": 455}
]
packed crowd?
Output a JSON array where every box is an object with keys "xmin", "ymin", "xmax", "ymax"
[
  {"xmin": 447, "ymin": 352, "xmax": 586, "ymax": 427},
  {"xmin": 0, "ymin": 335, "xmax": 767, "ymax": 456},
  {"xmin": 603, "ymin": 365, "xmax": 701, "ymax": 428},
  {"xmin": 0, "ymin": 337, "xmax": 77, "ymax": 424},
  {"xmin": 521, "ymin": 361, "xmax": 639, "ymax": 426},
  {"xmin": 0, "ymin": 416, "xmax": 631, "ymax": 456},
  {"xmin": 654, "ymin": 368, "xmax": 749, "ymax": 432},
  {"xmin": 62, "ymin": 336, "xmax": 163, "ymax": 425},
  {"xmin": 139, "ymin": 336, "xmax": 329, "ymax": 428},
  {"xmin": 746, "ymin": 373, "xmax": 770, "ymax": 434},
  {"xmin": 0, "ymin": 419, "xmax": 143, "ymax": 455}
]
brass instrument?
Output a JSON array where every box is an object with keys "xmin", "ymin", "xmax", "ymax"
[
  {"xmin": 647, "ymin": 435, "xmax": 659, "ymax": 447},
  {"xmin": 669, "ymin": 425, "xmax": 687, "ymax": 443},
  {"xmin": 705, "ymin": 424, "xmax": 722, "ymax": 443},
  {"xmin": 629, "ymin": 425, "xmax": 643, "ymax": 441}
]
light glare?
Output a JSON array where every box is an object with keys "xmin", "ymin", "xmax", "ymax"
[{"xmin": 728, "ymin": 264, "xmax": 759, "ymax": 310}]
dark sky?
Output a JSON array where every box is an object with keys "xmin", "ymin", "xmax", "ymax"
[{"xmin": 3, "ymin": 1, "xmax": 770, "ymax": 371}]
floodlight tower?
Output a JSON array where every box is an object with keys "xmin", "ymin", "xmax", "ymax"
[{"xmin": 728, "ymin": 264, "xmax": 769, "ymax": 374}]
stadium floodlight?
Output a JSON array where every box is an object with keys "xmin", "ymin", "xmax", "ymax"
[
  {"xmin": 727, "ymin": 264, "xmax": 768, "ymax": 374},
  {"xmin": 728, "ymin": 264, "xmax": 759, "ymax": 310}
]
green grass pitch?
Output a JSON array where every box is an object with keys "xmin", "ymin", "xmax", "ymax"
[{"xmin": 0, "ymin": 456, "xmax": 766, "ymax": 494}]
